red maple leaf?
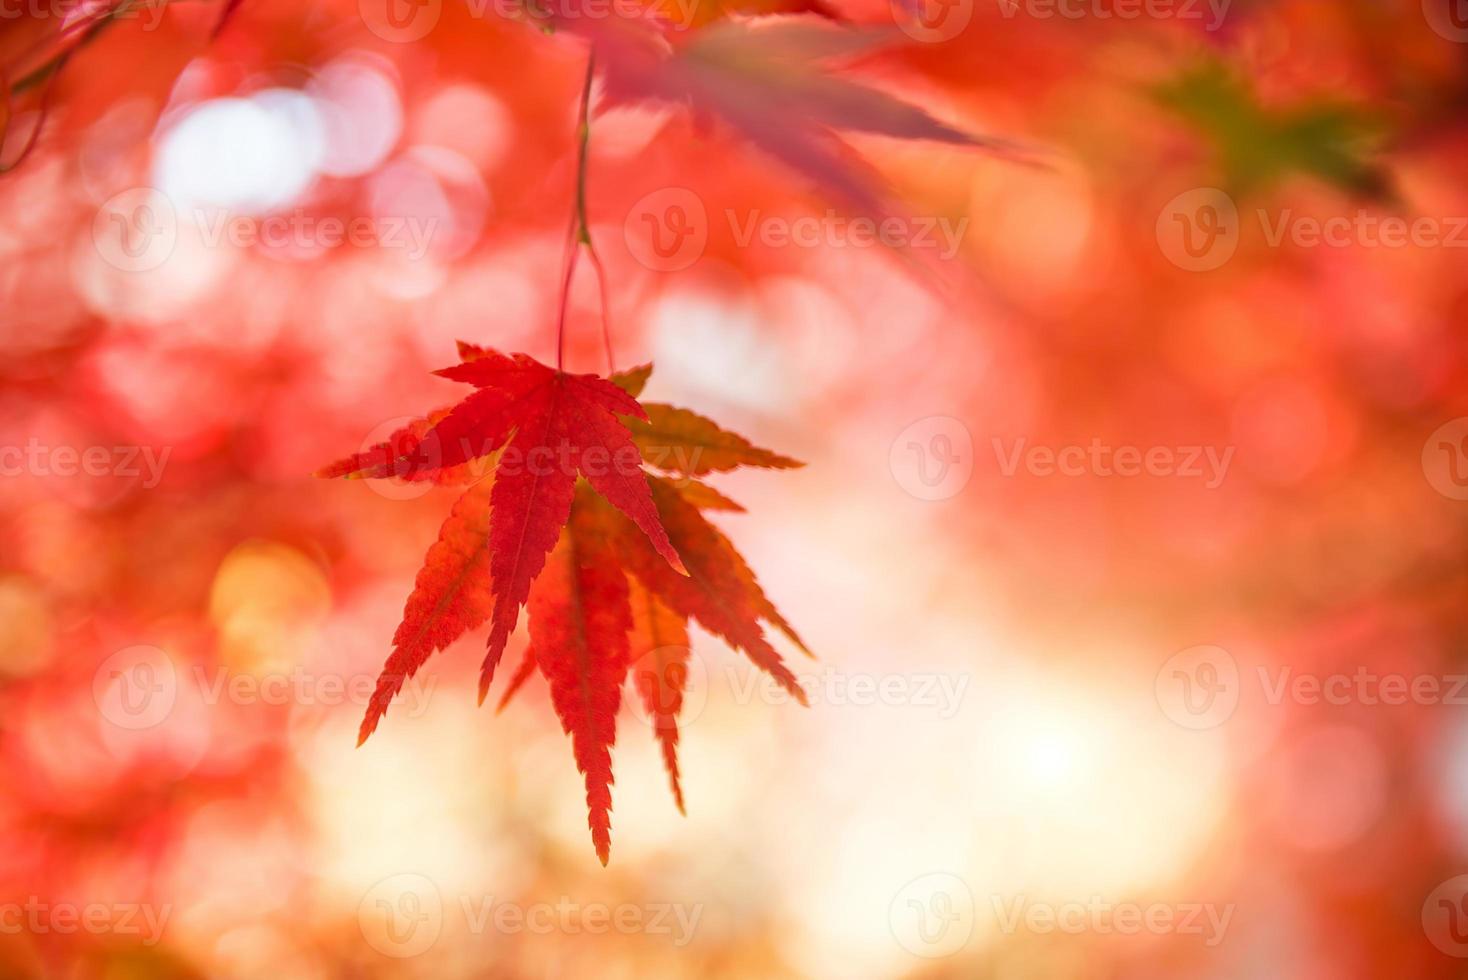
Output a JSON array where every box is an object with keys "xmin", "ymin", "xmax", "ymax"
[
  {"xmin": 320, "ymin": 351, "xmax": 808, "ymax": 862},
  {"xmin": 325, "ymin": 347, "xmax": 685, "ymax": 743}
]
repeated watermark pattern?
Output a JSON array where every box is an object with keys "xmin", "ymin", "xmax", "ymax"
[
  {"xmin": 993, "ymin": 0, "xmax": 1230, "ymax": 29},
  {"xmin": 1156, "ymin": 188, "xmax": 1241, "ymax": 272},
  {"xmin": 93, "ymin": 187, "xmax": 441, "ymax": 273},
  {"xmin": 93, "ymin": 646, "xmax": 438, "ymax": 731},
  {"xmin": 340, "ymin": 419, "xmax": 713, "ymax": 501},
  {"xmin": 1158, "ymin": 188, "xmax": 1468, "ymax": 272},
  {"xmin": 95, "ymin": 642, "xmax": 963, "ymax": 734},
  {"xmin": 0, "ymin": 0, "xmax": 168, "ymax": 29},
  {"xmin": 723, "ymin": 664, "xmax": 969, "ymax": 718},
  {"xmin": 0, "ymin": 439, "xmax": 170, "ymax": 488},
  {"xmin": 629, "ymin": 650, "xmax": 971, "ymax": 731},
  {"xmin": 624, "ymin": 187, "xmax": 969, "ymax": 272},
  {"xmin": 1423, "ymin": 418, "xmax": 1468, "ymax": 501},
  {"xmin": 1424, "ymin": 875, "xmax": 1468, "ymax": 957},
  {"xmin": 191, "ymin": 665, "xmax": 438, "ymax": 715},
  {"xmin": 1159, "ymin": 413, "xmax": 1468, "ymax": 723},
  {"xmin": 889, "ymin": 416, "xmax": 1234, "ymax": 501},
  {"xmin": 94, "ymin": 646, "xmax": 180, "ymax": 731},
  {"xmin": 0, "ymin": 898, "xmax": 170, "ymax": 946},
  {"xmin": 1423, "ymin": 0, "xmax": 1468, "ymax": 42},
  {"xmin": 358, "ymin": 874, "xmax": 702, "ymax": 958},
  {"xmin": 991, "ymin": 894, "xmax": 1233, "ymax": 946},
  {"xmin": 890, "ymin": 416, "xmax": 976, "ymax": 502},
  {"xmin": 991, "ymin": 438, "xmax": 1233, "ymax": 488},
  {"xmin": 892, "ymin": 0, "xmax": 1230, "ymax": 42},
  {"xmin": 892, "ymin": 0, "xmax": 975, "ymax": 42},
  {"xmin": 1156, "ymin": 645, "xmax": 1468, "ymax": 730},
  {"xmin": 358, "ymin": 0, "xmax": 703, "ymax": 43},
  {"xmin": 889, "ymin": 873, "xmax": 1232, "ymax": 958},
  {"xmin": 889, "ymin": 873, "xmax": 975, "ymax": 958}
]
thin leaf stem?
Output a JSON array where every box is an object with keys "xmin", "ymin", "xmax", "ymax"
[{"xmin": 555, "ymin": 47, "xmax": 610, "ymax": 373}]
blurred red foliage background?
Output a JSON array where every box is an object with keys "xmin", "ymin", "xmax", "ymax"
[{"xmin": 3, "ymin": 0, "xmax": 1468, "ymax": 976}]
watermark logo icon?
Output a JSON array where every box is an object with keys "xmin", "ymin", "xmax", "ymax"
[
  {"xmin": 892, "ymin": 0, "xmax": 974, "ymax": 42},
  {"xmin": 1424, "ymin": 0, "xmax": 1468, "ymax": 41},
  {"xmin": 92, "ymin": 188, "xmax": 177, "ymax": 273},
  {"xmin": 1157, "ymin": 188, "xmax": 1239, "ymax": 271},
  {"xmin": 92, "ymin": 645, "xmax": 178, "ymax": 731},
  {"xmin": 1423, "ymin": 875, "xmax": 1468, "ymax": 956},
  {"xmin": 348, "ymin": 416, "xmax": 447, "ymax": 502},
  {"xmin": 890, "ymin": 416, "xmax": 974, "ymax": 501},
  {"xmin": 890, "ymin": 873, "xmax": 974, "ymax": 958},
  {"xmin": 624, "ymin": 188, "xmax": 708, "ymax": 272},
  {"xmin": 1422, "ymin": 418, "xmax": 1468, "ymax": 501},
  {"xmin": 626, "ymin": 644, "xmax": 710, "ymax": 732},
  {"xmin": 1156, "ymin": 645, "xmax": 1239, "ymax": 729},
  {"xmin": 359, "ymin": 874, "xmax": 443, "ymax": 958},
  {"xmin": 360, "ymin": 0, "xmax": 442, "ymax": 41}
]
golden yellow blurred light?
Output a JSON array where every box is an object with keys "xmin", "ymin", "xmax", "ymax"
[
  {"xmin": 209, "ymin": 540, "xmax": 330, "ymax": 675},
  {"xmin": 294, "ymin": 704, "xmax": 520, "ymax": 934},
  {"xmin": 971, "ymin": 664, "xmax": 1231, "ymax": 900},
  {"xmin": 0, "ymin": 575, "xmax": 54, "ymax": 677}
]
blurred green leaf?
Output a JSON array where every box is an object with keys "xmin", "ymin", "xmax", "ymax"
[{"xmin": 1155, "ymin": 62, "xmax": 1392, "ymax": 200}]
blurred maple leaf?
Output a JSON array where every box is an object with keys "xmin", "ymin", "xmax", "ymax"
[
  {"xmin": 1155, "ymin": 61, "xmax": 1392, "ymax": 199},
  {"xmin": 566, "ymin": 14, "xmax": 1023, "ymax": 216}
]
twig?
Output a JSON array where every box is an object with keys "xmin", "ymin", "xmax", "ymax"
[{"xmin": 554, "ymin": 47, "xmax": 611, "ymax": 373}]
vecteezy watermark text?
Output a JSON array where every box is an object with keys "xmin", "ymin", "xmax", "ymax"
[
  {"xmin": 0, "ymin": 440, "xmax": 170, "ymax": 488},
  {"xmin": 995, "ymin": 0, "xmax": 1229, "ymax": 30},
  {"xmin": 191, "ymin": 666, "xmax": 438, "ymax": 715},
  {"xmin": 1158, "ymin": 188, "xmax": 1468, "ymax": 271},
  {"xmin": 991, "ymin": 895, "xmax": 1234, "ymax": 947},
  {"xmin": 0, "ymin": 898, "xmax": 171, "ymax": 946},
  {"xmin": 94, "ymin": 647, "xmax": 440, "ymax": 731},
  {"xmin": 726, "ymin": 666, "xmax": 969, "ymax": 719},
  {"xmin": 189, "ymin": 210, "xmax": 439, "ymax": 260},
  {"xmin": 726, "ymin": 210, "xmax": 968, "ymax": 259},
  {"xmin": 459, "ymin": 895, "xmax": 701, "ymax": 944},
  {"xmin": 992, "ymin": 438, "xmax": 1234, "ymax": 488},
  {"xmin": 347, "ymin": 434, "xmax": 708, "ymax": 482},
  {"xmin": 891, "ymin": 0, "xmax": 1229, "ymax": 43},
  {"xmin": 1156, "ymin": 645, "xmax": 1468, "ymax": 729},
  {"xmin": 887, "ymin": 873, "xmax": 1231, "ymax": 960},
  {"xmin": 0, "ymin": 0, "xmax": 168, "ymax": 30},
  {"xmin": 629, "ymin": 656, "xmax": 972, "ymax": 734},
  {"xmin": 888, "ymin": 420, "xmax": 1234, "ymax": 501},
  {"xmin": 625, "ymin": 188, "xmax": 969, "ymax": 271},
  {"xmin": 357, "ymin": 874, "xmax": 702, "ymax": 958},
  {"xmin": 358, "ymin": 0, "xmax": 703, "ymax": 43},
  {"xmin": 94, "ymin": 188, "xmax": 441, "ymax": 273}
]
